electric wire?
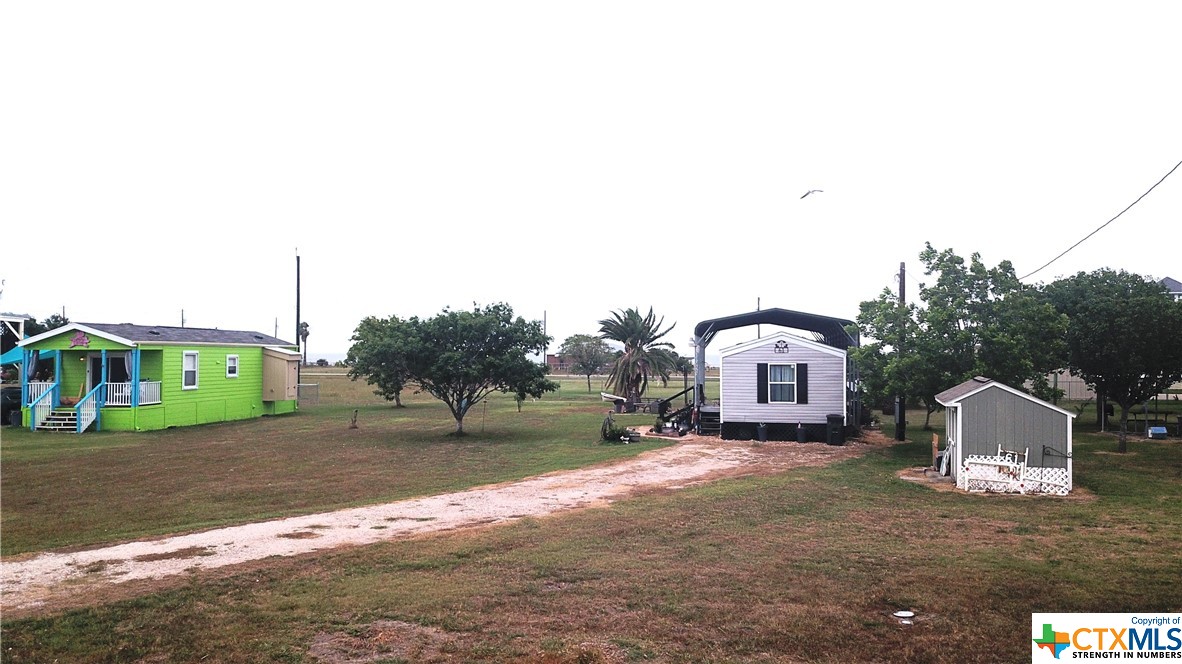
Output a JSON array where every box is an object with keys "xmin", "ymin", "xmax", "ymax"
[{"xmin": 1019, "ymin": 159, "xmax": 1182, "ymax": 281}]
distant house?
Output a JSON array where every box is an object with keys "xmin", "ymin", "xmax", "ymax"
[
  {"xmin": 1161, "ymin": 276, "xmax": 1182, "ymax": 301},
  {"xmin": 936, "ymin": 376, "xmax": 1074, "ymax": 495},
  {"xmin": 17, "ymin": 323, "xmax": 301, "ymax": 432},
  {"xmin": 545, "ymin": 353, "xmax": 572, "ymax": 373}
]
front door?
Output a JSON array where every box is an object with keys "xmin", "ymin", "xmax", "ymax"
[
  {"xmin": 88, "ymin": 355, "xmax": 130, "ymax": 391},
  {"xmin": 89, "ymin": 356, "xmax": 104, "ymax": 392}
]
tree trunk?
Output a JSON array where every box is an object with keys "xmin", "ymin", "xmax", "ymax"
[
  {"xmin": 923, "ymin": 405, "xmax": 934, "ymax": 430},
  {"xmin": 1096, "ymin": 392, "xmax": 1106, "ymax": 432},
  {"xmin": 1117, "ymin": 405, "xmax": 1129, "ymax": 453},
  {"xmin": 394, "ymin": 391, "xmax": 404, "ymax": 408},
  {"xmin": 454, "ymin": 414, "xmax": 465, "ymax": 436},
  {"xmin": 586, "ymin": 374, "xmax": 592, "ymax": 392}
]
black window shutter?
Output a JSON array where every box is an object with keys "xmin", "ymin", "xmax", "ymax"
[
  {"xmin": 757, "ymin": 363, "xmax": 768, "ymax": 403},
  {"xmin": 797, "ymin": 363, "xmax": 808, "ymax": 404}
]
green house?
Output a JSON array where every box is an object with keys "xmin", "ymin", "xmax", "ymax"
[{"xmin": 17, "ymin": 323, "xmax": 301, "ymax": 432}]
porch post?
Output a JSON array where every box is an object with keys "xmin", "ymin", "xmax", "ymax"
[
  {"xmin": 131, "ymin": 348, "xmax": 140, "ymax": 408},
  {"xmin": 53, "ymin": 354, "xmax": 61, "ymax": 408},
  {"xmin": 20, "ymin": 348, "xmax": 28, "ymax": 409},
  {"xmin": 98, "ymin": 349, "xmax": 107, "ymax": 431}
]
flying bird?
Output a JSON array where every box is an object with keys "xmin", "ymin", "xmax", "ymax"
[{"xmin": 800, "ymin": 189, "xmax": 823, "ymax": 199}]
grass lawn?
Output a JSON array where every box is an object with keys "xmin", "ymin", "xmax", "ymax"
[
  {"xmin": 2, "ymin": 377, "xmax": 1180, "ymax": 663},
  {"xmin": 0, "ymin": 375, "xmax": 680, "ymax": 556}
]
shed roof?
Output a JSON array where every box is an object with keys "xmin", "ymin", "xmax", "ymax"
[
  {"xmin": 935, "ymin": 376, "xmax": 1075, "ymax": 417},
  {"xmin": 19, "ymin": 322, "xmax": 293, "ymax": 348}
]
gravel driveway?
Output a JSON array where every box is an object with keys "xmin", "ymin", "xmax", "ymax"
[{"xmin": 1, "ymin": 435, "xmax": 876, "ymax": 617}]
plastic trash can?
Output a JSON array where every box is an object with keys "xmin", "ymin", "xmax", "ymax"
[{"xmin": 826, "ymin": 414, "xmax": 845, "ymax": 446}]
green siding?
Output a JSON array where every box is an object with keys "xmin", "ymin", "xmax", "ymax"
[
  {"xmin": 139, "ymin": 351, "xmax": 163, "ymax": 383},
  {"xmin": 59, "ymin": 356, "xmax": 89, "ymax": 398},
  {"xmin": 97, "ymin": 346, "xmax": 295, "ymax": 431},
  {"xmin": 24, "ymin": 329, "xmax": 298, "ymax": 432},
  {"xmin": 157, "ymin": 346, "xmax": 267, "ymax": 426},
  {"xmin": 165, "ymin": 402, "xmax": 198, "ymax": 428},
  {"xmin": 101, "ymin": 409, "xmax": 135, "ymax": 430},
  {"xmin": 134, "ymin": 406, "xmax": 166, "ymax": 431},
  {"xmin": 263, "ymin": 399, "xmax": 297, "ymax": 416},
  {"xmin": 26, "ymin": 334, "xmax": 132, "ymax": 353}
]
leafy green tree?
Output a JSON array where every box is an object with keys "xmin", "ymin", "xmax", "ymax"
[
  {"xmin": 851, "ymin": 288, "xmax": 950, "ymax": 426},
  {"xmin": 854, "ymin": 244, "xmax": 1068, "ymax": 428},
  {"xmin": 916, "ymin": 243, "xmax": 1067, "ymax": 400},
  {"xmin": 598, "ymin": 307, "xmax": 676, "ymax": 403},
  {"xmin": 1045, "ymin": 269, "xmax": 1182, "ymax": 452},
  {"xmin": 558, "ymin": 334, "xmax": 613, "ymax": 392},
  {"xmin": 346, "ymin": 315, "xmax": 411, "ymax": 407},
  {"xmin": 351, "ymin": 303, "xmax": 556, "ymax": 435}
]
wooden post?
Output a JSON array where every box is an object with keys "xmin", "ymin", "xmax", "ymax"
[{"xmin": 931, "ymin": 433, "xmax": 939, "ymax": 468}]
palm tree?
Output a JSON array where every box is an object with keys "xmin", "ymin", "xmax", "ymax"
[
  {"xmin": 672, "ymin": 354, "xmax": 694, "ymax": 390},
  {"xmin": 598, "ymin": 307, "xmax": 676, "ymax": 403}
]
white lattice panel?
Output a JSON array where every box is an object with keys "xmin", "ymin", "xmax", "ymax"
[
  {"xmin": 1023, "ymin": 467, "xmax": 1071, "ymax": 495},
  {"xmin": 960, "ymin": 455, "xmax": 1071, "ymax": 495}
]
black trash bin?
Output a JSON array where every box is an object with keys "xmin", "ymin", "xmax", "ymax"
[
  {"xmin": 756, "ymin": 423, "xmax": 768, "ymax": 442},
  {"xmin": 9, "ymin": 410, "xmax": 21, "ymax": 427},
  {"xmin": 826, "ymin": 414, "xmax": 845, "ymax": 446}
]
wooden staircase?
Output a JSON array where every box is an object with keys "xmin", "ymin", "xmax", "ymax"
[{"xmin": 37, "ymin": 409, "xmax": 82, "ymax": 432}]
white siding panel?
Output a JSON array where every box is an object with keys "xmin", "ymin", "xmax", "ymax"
[{"xmin": 721, "ymin": 337, "xmax": 845, "ymax": 425}]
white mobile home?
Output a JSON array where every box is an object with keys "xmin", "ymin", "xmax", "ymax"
[{"xmin": 718, "ymin": 331, "xmax": 851, "ymax": 442}]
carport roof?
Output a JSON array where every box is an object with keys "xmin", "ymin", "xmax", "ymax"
[{"xmin": 693, "ymin": 308, "xmax": 858, "ymax": 350}]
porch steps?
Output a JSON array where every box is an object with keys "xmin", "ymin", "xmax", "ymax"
[
  {"xmin": 36, "ymin": 409, "xmax": 84, "ymax": 433},
  {"xmin": 699, "ymin": 407, "xmax": 721, "ymax": 436}
]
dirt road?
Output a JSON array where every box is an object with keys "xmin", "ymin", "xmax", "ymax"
[{"xmin": 1, "ymin": 436, "xmax": 877, "ymax": 617}]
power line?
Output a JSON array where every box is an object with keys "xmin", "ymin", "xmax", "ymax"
[{"xmin": 1019, "ymin": 159, "xmax": 1182, "ymax": 281}]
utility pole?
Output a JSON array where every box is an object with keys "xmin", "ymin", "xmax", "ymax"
[
  {"xmin": 895, "ymin": 262, "xmax": 907, "ymax": 441},
  {"xmin": 295, "ymin": 251, "xmax": 301, "ymax": 387}
]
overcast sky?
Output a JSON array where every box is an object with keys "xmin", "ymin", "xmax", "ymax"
[{"xmin": 2, "ymin": 2, "xmax": 1179, "ymax": 362}]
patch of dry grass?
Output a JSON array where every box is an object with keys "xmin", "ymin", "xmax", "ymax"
[
  {"xmin": 2, "ymin": 399, "xmax": 1179, "ymax": 663},
  {"xmin": 0, "ymin": 375, "xmax": 671, "ymax": 555}
]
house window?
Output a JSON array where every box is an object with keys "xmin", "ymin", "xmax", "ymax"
[
  {"xmin": 226, "ymin": 355, "xmax": 239, "ymax": 378},
  {"xmin": 183, "ymin": 351, "xmax": 199, "ymax": 389},
  {"xmin": 769, "ymin": 364, "xmax": 796, "ymax": 403}
]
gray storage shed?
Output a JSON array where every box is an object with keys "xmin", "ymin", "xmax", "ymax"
[{"xmin": 935, "ymin": 376, "xmax": 1074, "ymax": 494}]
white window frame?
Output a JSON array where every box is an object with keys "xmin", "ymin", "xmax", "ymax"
[
  {"xmin": 226, "ymin": 354, "xmax": 239, "ymax": 378},
  {"xmin": 769, "ymin": 363, "xmax": 796, "ymax": 403},
  {"xmin": 182, "ymin": 351, "xmax": 199, "ymax": 390}
]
